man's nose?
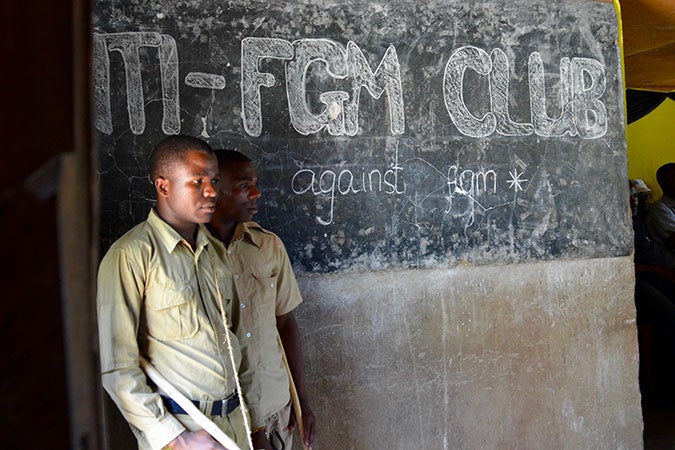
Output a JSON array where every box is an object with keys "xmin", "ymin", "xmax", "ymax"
[
  {"xmin": 249, "ymin": 186, "xmax": 262, "ymax": 200},
  {"xmin": 204, "ymin": 181, "xmax": 217, "ymax": 198}
]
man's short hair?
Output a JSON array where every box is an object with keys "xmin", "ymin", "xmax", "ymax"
[
  {"xmin": 213, "ymin": 149, "xmax": 252, "ymax": 170},
  {"xmin": 150, "ymin": 135, "xmax": 213, "ymax": 181},
  {"xmin": 656, "ymin": 162, "xmax": 675, "ymax": 189}
]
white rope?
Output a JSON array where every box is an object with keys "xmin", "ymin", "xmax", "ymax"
[
  {"xmin": 210, "ymin": 246, "xmax": 254, "ymax": 450},
  {"xmin": 139, "ymin": 357, "xmax": 242, "ymax": 450}
]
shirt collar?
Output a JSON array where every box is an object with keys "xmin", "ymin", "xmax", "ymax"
[
  {"xmin": 147, "ymin": 209, "xmax": 210, "ymax": 253},
  {"xmin": 231, "ymin": 221, "xmax": 263, "ymax": 249}
]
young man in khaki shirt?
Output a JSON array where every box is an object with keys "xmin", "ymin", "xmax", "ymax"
[
  {"xmin": 97, "ymin": 136, "xmax": 249, "ymax": 450},
  {"xmin": 207, "ymin": 150, "xmax": 316, "ymax": 450}
]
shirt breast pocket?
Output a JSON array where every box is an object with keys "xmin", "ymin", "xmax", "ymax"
[
  {"xmin": 145, "ymin": 283, "xmax": 199, "ymax": 341},
  {"xmin": 251, "ymin": 272, "xmax": 278, "ymax": 322}
]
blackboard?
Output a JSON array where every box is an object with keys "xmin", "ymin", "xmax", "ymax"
[{"xmin": 94, "ymin": 0, "xmax": 631, "ymax": 273}]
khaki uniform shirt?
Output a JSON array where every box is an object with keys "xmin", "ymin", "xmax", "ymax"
[
  {"xmin": 97, "ymin": 209, "xmax": 242, "ymax": 449},
  {"xmin": 212, "ymin": 222, "xmax": 303, "ymax": 428}
]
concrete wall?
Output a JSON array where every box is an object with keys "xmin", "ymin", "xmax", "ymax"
[{"xmin": 296, "ymin": 257, "xmax": 642, "ymax": 449}]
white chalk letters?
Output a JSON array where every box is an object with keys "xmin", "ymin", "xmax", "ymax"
[
  {"xmin": 240, "ymin": 38, "xmax": 294, "ymax": 137},
  {"xmin": 443, "ymin": 46, "xmax": 607, "ymax": 139},
  {"xmin": 94, "ymin": 32, "xmax": 608, "ymax": 139},
  {"xmin": 241, "ymin": 37, "xmax": 405, "ymax": 137},
  {"xmin": 94, "ymin": 32, "xmax": 180, "ymax": 135},
  {"xmin": 291, "ymin": 147, "xmax": 405, "ymax": 225}
]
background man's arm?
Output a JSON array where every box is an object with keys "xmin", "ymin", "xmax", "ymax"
[{"xmin": 276, "ymin": 311, "xmax": 316, "ymax": 448}]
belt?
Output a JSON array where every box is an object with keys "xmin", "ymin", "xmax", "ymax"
[{"xmin": 161, "ymin": 391, "xmax": 240, "ymax": 417}]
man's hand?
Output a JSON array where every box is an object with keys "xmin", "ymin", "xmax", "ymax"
[
  {"xmin": 167, "ymin": 430, "xmax": 226, "ymax": 450},
  {"xmin": 288, "ymin": 402, "xmax": 316, "ymax": 449},
  {"xmin": 251, "ymin": 429, "xmax": 273, "ymax": 450},
  {"xmin": 300, "ymin": 403, "xmax": 316, "ymax": 449}
]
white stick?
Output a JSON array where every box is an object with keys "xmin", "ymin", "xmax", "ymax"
[
  {"xmin": 139, "ymin": 357, "xmax": 243, "ymax": 450},
  {"xmin": 276, "ymin": 334, "xmax": 310, "ymax": 450}
]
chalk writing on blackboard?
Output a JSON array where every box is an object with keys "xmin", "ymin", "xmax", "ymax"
[
  {"xmin": 242, "ymin": 37, "xmax": 405, "ymax": 138},
  {"xmin": 291, "ymin": 147, "xmax": 405, "ymax": 225},
  {"xmin": 184, "ymin": 72, "xmax": 226, "ymax": 90},
  {"xmin": 94, "ymin": 32, "xmax": 180, "ymax": 135},
  {"xmin": 285, "ymin": 143, "xmax": 529, "ymax": 228},
  {"xmin": 506, "ymin": 169, "xmax": 528, "ymax": 193},
  {"xmin": 444, "ymin": 46, "xmax": 607, "ymax": 139},
  {"xmin": 93, "ymin": 32, "xmax": 607, "ymax": 140},
  {"xmin": 445, "ymin": 164, "xmax": 530, "ymax": 228}
]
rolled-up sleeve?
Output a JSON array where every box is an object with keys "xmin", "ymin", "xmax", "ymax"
[{"xmin": 273, "ymin": 239, "xmax": 303, "ymax": 316}]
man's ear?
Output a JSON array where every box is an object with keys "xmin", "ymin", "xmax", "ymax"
[{"xmin": 155, "ymin": 176, "xmax": 170, "ymax": 197}]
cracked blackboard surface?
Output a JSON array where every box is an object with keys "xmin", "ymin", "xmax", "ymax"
[{"xmin": 94, "ymin": 0, "xmax": 631, "ymax": 274}]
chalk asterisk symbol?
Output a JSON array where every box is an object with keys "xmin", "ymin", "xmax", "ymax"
[{"xmin": 507, "ymin": 169, "xmax": 528, "ymax": 192}]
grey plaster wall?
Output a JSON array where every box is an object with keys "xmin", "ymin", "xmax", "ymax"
[{"xmin": 295, "ymin": 257, "xmax": 642, "ymax": 449}]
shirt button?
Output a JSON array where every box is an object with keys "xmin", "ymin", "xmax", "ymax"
[
  {"xmin": 240, "ymin": 303, "xmax": 246, "ymax": 309},
  {"xmin": 270, "ymin": 282, "xmax": 275, "ymax": 288},
  {"xmin": 246, "ymin": 332, "xmax": 252, "ymax": 338},
  {"xmin": 234, "ymin": 274, "xmax": 239, "ymax": 280}
]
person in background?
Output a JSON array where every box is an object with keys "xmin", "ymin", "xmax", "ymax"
[
  {"xmin": 631, "ymin": 177, "xmax": 675, "ymax": 399},
  {"xmin": 631, "ymin": 177, "xmax": 674, "ymax": 305},
  {"xmin": 207, "ymin": 149, "xmax": 316, "ymax": 450},
  {"xmin": 631, "ymin": 178, "xmax": 656, "ymax": 267},
  {"xmin": 647, "ymin": 162, "xmax": 675, "ymax": 269},
  {"xmin": 97, "ymin": 135, "xmax": 249, "ymax": 450}
]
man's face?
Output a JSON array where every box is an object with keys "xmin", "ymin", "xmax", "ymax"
[
  {"xmin": 215, "ymin": 161, "xmax": 261, "ymax": 223},
  {"xmin": 160, "ymin": 150, "xmax": 220, "ymax": 229}
]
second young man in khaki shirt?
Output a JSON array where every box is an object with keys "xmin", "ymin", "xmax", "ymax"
[{"xmin": 207, "ymin": 149, "xmax": 316, "ymax": 450}]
